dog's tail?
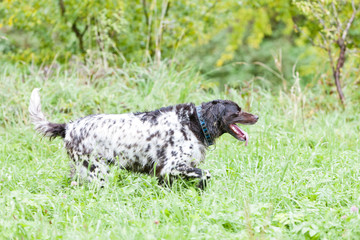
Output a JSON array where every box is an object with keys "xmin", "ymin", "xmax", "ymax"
[{"xmin": 29, "ymin": 88, "xmax": 66, "ymax": 139}]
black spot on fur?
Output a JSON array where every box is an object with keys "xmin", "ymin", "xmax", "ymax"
[
  {"xmin": 70, "ymin": 130, "xmax": 74, "ymax": 138},
  {"xmin": 156, "ymin": 143, "xmax": 168, "ymax": 160},
  {"xmin": 168, "ymin": 136, "xmax": 174, "ymax": 146},
  {"xmin": 107, "ymin": 158, "xmax": 115, "ymax": 165},
  {"xmin": 83, "ymin": 160, "xmax": 89, "ymax": 169},
  {"xmin": 101, "ymin": 120, "xmax": 107, "ymax": 127},
  {"xmin": 146, "ymin": 131, "xmax": 160, "ymax": 141},
  {"xmin": 180, "ymin": 127, "xmax": 188, "ymax": 140}
]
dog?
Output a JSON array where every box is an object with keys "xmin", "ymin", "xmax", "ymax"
[{"xmin": 29, "ymin": 88, "xmax": 258, "ymax": 188}]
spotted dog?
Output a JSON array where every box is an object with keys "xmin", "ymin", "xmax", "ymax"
[{"xmin": 29, "ymin": 88, "xmax": 259, "ymax": 188}]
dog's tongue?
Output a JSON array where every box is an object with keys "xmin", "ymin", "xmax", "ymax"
[{"xmin": 230, "ymin": 124, "xmax": 249, "ymax": 146}]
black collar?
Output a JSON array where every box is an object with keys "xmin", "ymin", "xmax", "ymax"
[{"xmin": 196, "ymin": 106, "xmax": 214, "ymax": 146}]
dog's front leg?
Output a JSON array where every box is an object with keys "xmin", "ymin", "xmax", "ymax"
[{"xmin": 160, "ymin": 162, "xmax": 211, "ymax": 189}]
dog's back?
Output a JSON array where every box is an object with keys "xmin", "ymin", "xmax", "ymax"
[{"xmin": 64, "ymin": 112, "xmax": 205, "ymax": 173}]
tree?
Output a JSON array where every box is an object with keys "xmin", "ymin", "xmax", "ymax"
[
  {"xmin": 0, "ymin": 0, "xmax": 125, "ymax": 63},
  {"xmin": 294, "ymin": 0, "xmax": 360, "ymax": 107}
]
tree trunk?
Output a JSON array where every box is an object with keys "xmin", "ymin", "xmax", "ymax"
[{"xmin": 333, "ymin": 38, "xmax": 346, "ymax": 107}]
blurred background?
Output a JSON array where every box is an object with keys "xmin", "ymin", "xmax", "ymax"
[{"xmin": 0, "ymin": 0, "xmax": 359, "ymax": 105}]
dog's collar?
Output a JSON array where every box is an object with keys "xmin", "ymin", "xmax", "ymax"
[{"xmin": 196, "ymin": 105, "xmax": 214, "ymax": 146}]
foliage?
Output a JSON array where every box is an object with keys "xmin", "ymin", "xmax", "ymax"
[
  {"xmin": 293, "ymin": 0, "xmax": 360, "ymax": 106},
  {"xmin": 0, "ymin": 0, "xmax": 296, "ymax": 65},
  {"xmin": 210, "ymin": 0, "xmax": 295, "ymax": 67},
  {"xmin": 0, "ymin": 0, "xmax": 126, "ymax": 62}
]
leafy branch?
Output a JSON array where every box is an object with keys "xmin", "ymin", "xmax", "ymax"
[
  {"xmin": 58, "ymin": 0, "xmax": 88, "ymax": 53},
  {"xmin": 294, "ymin": 0, "xmax": 359, "ymax": 107}
]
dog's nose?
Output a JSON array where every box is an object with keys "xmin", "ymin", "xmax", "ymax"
[{"xmin": 254, "ymin": 115, "xmax": 259, "ymax": 121}]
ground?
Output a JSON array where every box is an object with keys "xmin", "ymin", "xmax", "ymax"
[{"xmin": 1, "ymin": 63, "xmax": 360, "ymax": 239}]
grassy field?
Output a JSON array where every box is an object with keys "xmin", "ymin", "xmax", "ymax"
[{"xmin": 1, "ymin": 62, "xmax": 360, "ymax": 239}]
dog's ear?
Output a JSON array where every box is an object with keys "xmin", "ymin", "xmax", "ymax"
[
  {"xmin": 202, "ymin": 100, "xmax": 226, "ymax": 120},
  {"xmin": 213, "ymin": 103, "xmax": 226, "ymax": 122},
  {"xmin": 205, "ymin": 100, "xmax": 226, "ymax": 120}
]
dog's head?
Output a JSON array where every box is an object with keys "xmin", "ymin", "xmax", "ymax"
[{"xmin": 201, "ymin": 100, "xmax": 258, "ymax": 145}]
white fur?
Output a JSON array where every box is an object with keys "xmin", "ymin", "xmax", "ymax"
[
  {"xmin": 29, "ymin": 88, "xmax": 209, "ymax": 186},
  {"xmin": 28, "ymin": 88, "xmax": 52, "ymax": 136}
]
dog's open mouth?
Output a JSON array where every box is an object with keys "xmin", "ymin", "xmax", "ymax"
[{"xmin": 229, "ymin": 124, "xmax": 249, "ymax": 146}]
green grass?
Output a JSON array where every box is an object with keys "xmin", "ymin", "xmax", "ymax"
[{"xmin": 1, "ymin": 62, "xmax": 360, "ymax": 239}]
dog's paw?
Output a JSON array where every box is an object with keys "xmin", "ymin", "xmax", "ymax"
[
  {"xmin": 197, "ymin": 170, "xmax": 211, "ymax": 190},
  {"xmin": 197, "ymin": 179, "xmax": 208, "ymax": 190},
  {"xmin": 202, "ymin": 169, "xmax": 211, "ymax": 180}
]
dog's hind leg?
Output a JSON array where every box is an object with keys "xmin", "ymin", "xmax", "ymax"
[{"xmin": 70, "ymin": 155, "xmax": 110, "ymax": 187}]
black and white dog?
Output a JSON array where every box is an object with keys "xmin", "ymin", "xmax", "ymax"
[{"xmin": 29, "ymin": 88, "xmax": 258, "ymax": 188}]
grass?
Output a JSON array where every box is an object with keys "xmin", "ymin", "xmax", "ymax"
[{"xmin": 1, "ymin": 61, "xmax": 360, "ymax": 239}]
